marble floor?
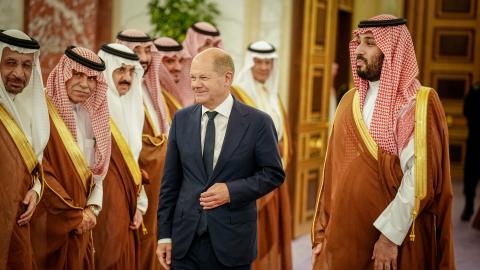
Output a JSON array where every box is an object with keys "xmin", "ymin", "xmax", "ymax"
[{"xmin": 292, "ymin": 181, "xmax": 480, "ymax": 270}]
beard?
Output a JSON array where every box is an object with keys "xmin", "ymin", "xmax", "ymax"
[
  {"xmin": 140, "ymin": 61, "xmax": 149, "ymax": 74},
  {"xmin": 356, "ymin": 52, "xmax": 384, "ymax": 81},
  {"xmin": 4, "ymin": 77, "xmax": 28, "ymax": 94}
]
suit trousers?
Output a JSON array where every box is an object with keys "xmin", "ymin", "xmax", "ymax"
[{"xmin": 172, "ymin": 232, "xmax": 251, "ymax": 270}]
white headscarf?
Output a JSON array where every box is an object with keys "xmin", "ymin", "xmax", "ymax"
[
  {"xmin": 98, "ymin": 43, "xmax": 144, "ymax": 161},
  {"xmin": 235, "ymin": 40, "xmax": 282, "ymax": 128},
  {"xmin": 0, "ymin": 29, "xmax": 49, "ymax": 162},
  {"xmin": 236, "ymin": 40, "xmax": 280, "ymax": 105}
]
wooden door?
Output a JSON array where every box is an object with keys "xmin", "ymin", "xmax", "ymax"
[
  {"xmin": 405, "ymin": 0, "xmax": 480, "ymax": 181},
  {"xmin": 288, "ymin": 0, "xmax": 353, "ymax": 237}
]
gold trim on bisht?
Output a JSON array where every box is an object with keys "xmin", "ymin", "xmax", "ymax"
[
  {"xmin": 0, "ymin": 105, "xmax": 37, "ymax": 173},
  {"xmin": 46, "ymin": 97, "xmax": 92, "ymax": 192},
  {"xmin": 409, "ymin": 86, "xmax": 431, "ymax": 242},
  {"xmin": 143, "ymin": 104, "xmax": 160, "ymax": 137},
  {"xmin": 0, "ymin": 104, "xmax": 40, "ymax": 189},
  {"xmin": 230, "ymin": 85, "xmax": 256, "ymax": 107},
  {"xmin": 352, "ymin": 90, "xmax": 378, "ymax": 160},
  {"xmin": 162, "ymin": 89, "xmax": 182, "ymax": 111},
  {"xmin": 142, "ymin": 105, "xmax": 167, "ymax": 147},
  {"xmin": 277, "ymin": 97, "xmax": 290, "ymax": 169},
  {"xmin": 110, "ymin": 118, "xmax": 142, "ymax": 187}
]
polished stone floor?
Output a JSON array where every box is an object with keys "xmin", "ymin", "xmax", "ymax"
[{"xmin": 292, "ymin": 181, "xmax": 480, "ymax": 270}]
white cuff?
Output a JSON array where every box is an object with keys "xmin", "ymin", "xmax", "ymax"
[
  {"xmin": 374, "ymin": 207, "xmax": 409, "ymax": 245},
  {"xmin": 158, "ymin": 238, "xmax": 172, "ymax": 244},
  {"xmin": 136, "ymin": 185, "xmax": 148, "ymax": 215},
  {"xmin": 32, "ymin": 177, "xmax": 42, "ymax": 200},
  {"xmin": 87, "ymin": 175, "xmax": 104, "ymax": 210},
  {"xmin": 374, "ymin": 165, "xmax": 415, "ymax": 246}
]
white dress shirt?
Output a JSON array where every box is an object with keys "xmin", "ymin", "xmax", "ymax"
[
  {"xmin": 72, "ymin": 104, "xmax": 103, "ymax": 209},
  {"xmin": 200, "ymin": 94, "xmax": 234, "ymax": 169},
  {"xmin": 158, "ymin": 94, "xmax": 234, "ymax": 245},
  {"xmin": 361, "ymin": 80, "xmax": 416, "ymax": 245}
]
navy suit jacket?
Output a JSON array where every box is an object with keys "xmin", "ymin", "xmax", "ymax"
[{"xmin": 157, "ymin": 98, "xmax": 285, "ymax": 267}]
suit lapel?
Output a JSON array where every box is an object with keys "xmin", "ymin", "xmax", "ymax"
[
  {"xmin": 209, "ymin": 100, "xmax": 250, "ymax": 184},
  {"xmin": 190, "ymin": 105, "xmax": 207, "ymax": 181}
]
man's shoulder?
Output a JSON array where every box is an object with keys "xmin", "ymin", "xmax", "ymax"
[
  {"xmin": 234, "ymin": 99, "xmax": 271, "ymax": 122},
  {"xmin": 416, "ymin": 86, "xmax": 441, "ymax": 106},
  {"xmin": 335, "ymin": 88, "xmax": 356, "ymax": 111},
  {"xmin": 173, "ymin": 103, "xmax": 200, "ymax": 119}
]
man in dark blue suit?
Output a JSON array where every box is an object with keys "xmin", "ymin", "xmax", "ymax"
[{"xmin": 156, "ymin": 48, "xmax": 285, "ymax": 270}]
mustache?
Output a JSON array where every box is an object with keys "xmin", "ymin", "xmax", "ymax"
[
  {"xmin": 73, "ymin": 88, "xmax": 90, "ymax": 94},
  {"xmin": 140, "ymin": 61, "xmax": 149, "ymax": 66},
  {"xmin": 7, "ymin": 77, "xmax": 26, "ymax": 84},
  {"xmin": 118, "ymin": 80, "xmax": 131, "ymax": 86},
  {"xmin": 356, "ymin": 56, "xmax": 368, "ymax": 63}
]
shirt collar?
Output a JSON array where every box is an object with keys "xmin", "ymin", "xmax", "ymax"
[
  {"xmin": 202, "ymin": 93, "xmax": 234, "ymax": 118},
  {"xmin": 254, "ymin": 80, "xmax": 268, "ymax": 92},
  {"xmin": 7, "ymin": 92, "xmax": 16, "ymax": 101},
  {"xmin": 367, "ymin": 80, "xmax": 380, "ymax": 96},
  {"xmin": 368, "ymin": 80, "xmax": 380, "ymax": 91}
]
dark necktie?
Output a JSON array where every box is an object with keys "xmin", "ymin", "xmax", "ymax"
[
  {"xmin": 203, "ymin": 111, "xmax": 218, "ymax": 179},
  {"xmin": 197, "ymin": 111, "xmax": 217, "ymax": 236}
]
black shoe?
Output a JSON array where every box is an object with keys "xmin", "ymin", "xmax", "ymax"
[{"xmin": 461, "ymin": 205, "xmax": 473, "ymax": 221}]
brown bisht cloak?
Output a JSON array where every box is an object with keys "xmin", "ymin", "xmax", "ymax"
[
  {"xmin": 162, "ymin": 89, "xmax": 181, "ymax": 119},
  {"xmin": 31, "ymin": 99, "xmax": 94, "ymax": 270},
  {"xmin": 0, "ymin": 105, "xmax": 38, "ymax": 270},
  {"xmin": 93, "ymin": 120, "xmax": 140, "ymax": 269},
  {"xmin": 138, "ymin": 108, "xmax": 167, "ymax": 270},
  {"xmin": 231, "ymin": 85, "xmax": 293, "ymax": 270},
  {"xmin": 312, "ymin": 88, "xmax": 455, "ymax": 269}
]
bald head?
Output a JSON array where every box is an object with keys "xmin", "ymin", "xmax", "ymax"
[
  {"xmin": 193, "ymin": 47, "xmax": 235, "ymax": 76},
  {"xmin": 190, "ymin": 48, "xmax": 234, "ymax": 109}
]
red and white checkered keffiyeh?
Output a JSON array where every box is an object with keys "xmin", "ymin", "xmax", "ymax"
[
  {"xmin": 182, "ymin": 22, "xmax": 223, "ymax": 58},
  {"xmin": 117, "ymin": 29, "xmax": 170, "ymax": 134},
  {"xmin": 349, "ymin": 14, "xmax": 421, "ymax": 156},
  {"xmin": 154, "ymin": 37, "xmax": 193, "ymax": 106},
  {"xmin": 46, "ymin": 46, "xmax": 111, "ymax": 178}
]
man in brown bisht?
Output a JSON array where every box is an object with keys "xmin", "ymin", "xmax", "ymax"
[
  {"xmin": 0, "ymin": 29, "xmax": 49, "ymax": 270},
  {"xmin": 232, "ymin": 40, "xmax": 292, "ymax": 270},
  {"xmin": 117, "ymin": 29, "xmax": 169, "ymax": 270},
  {"xmin": 31, "ymin": 46, "xmax": 111, "ymax": 270},
  {"xmin": 93, "ymin": 43, "xmax": 149, "ymax": 269},
  {"xmin": 154, "ymin": 37, "xmax": 194, "ymax": 108},
  {"xmin": 311, "ymin": 15, "xmax": 455, "ymax": 270}
]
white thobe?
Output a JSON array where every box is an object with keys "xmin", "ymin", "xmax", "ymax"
[{"xmin": 362, "ymin": 80, "xmax": 416, "ymax": 245}]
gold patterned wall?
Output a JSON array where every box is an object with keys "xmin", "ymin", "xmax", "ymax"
[
  {"xmin": 406, "ymin": 0, "xmax": 480, "ymax": 181},
  {"xmin": 288, "ymin": 0, "xmax": 351, "ymax": 237}
]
